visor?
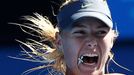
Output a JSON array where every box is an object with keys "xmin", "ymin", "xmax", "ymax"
[{"xmin": 57, "ymin": 0, "xmax": 113, "ymax": 29}]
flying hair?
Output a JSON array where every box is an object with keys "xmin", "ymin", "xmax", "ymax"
[{"xmin": 9, "ymin": 13, "xmax": 66, "ymax": 75}]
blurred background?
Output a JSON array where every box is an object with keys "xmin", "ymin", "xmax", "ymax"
[{"xmin": 0, "ymin": 0, "xmax": 134, "ymax": 75}]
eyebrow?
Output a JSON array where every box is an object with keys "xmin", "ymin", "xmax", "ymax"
[
  {"xmin": 72, "ymin": 24, "xmax": 109, "ymax": 29},
  {"xmin": 71, "ymin": 24, "xmax": 87, "ymax": 28},
  {"xmin": 97, "ymin": 25, "xmax": 109, "ymax": 29}
]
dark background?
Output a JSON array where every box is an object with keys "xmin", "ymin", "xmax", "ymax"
[{"xmin": 0, "ymin": 0, "xmax": 134, "ymax": 75}]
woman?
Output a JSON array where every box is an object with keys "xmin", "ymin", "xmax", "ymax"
[{"xmin": 14, "ymin": 0, "xmax": 125, "ymax": 75}]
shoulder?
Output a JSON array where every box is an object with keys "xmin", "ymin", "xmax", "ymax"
[{"xmin": 106, "ymin": 73, "xmax": 125, "ymax": 75}]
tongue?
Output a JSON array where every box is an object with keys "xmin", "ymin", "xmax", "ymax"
[{"xmin": 82, "ymin": 56, "xmax": 98, "ymax": 64}]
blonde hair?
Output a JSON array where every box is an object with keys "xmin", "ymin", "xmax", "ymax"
[
  {"xmin": 10, "ymin": 13, "xmax": 66, "ymax": 75},
  {"xmin": 9, "ymin": 1, "xmax": 75, "ymax": 75}
]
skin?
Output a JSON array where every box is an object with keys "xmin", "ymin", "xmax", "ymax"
[{"xmin": 56, "ymin": 17, "xmax": 123, "ymax": 75}]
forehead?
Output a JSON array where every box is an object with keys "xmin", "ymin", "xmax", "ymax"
[{"xmin": 71, "ymin": 17, "xmax": 109, "ymax": 29}]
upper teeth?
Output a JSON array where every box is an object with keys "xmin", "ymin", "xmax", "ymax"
[{"xmin": 81, "ymin": 53, "xmax": 98, "ymax": 58}]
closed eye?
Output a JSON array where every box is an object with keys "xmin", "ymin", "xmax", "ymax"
[
  {"xmin": 96, "ymin": 30, "xmax": 108, "ymax": 37},
  {"xmin": 72, "ymin": 30, "xmax": 87, "ymax": 37},
  {"xmin": 73, "ymin": 30, "xmax": 86, "ymax": 34}
]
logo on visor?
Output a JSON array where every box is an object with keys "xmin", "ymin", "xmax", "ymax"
[{"xmin": 81, "ymin": 2, "xmax": 93, "ymax": 8}]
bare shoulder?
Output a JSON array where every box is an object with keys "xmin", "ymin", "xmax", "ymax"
[{"xmin": 106, "ymin": 73, "xmax": 125, "ymax": 75}]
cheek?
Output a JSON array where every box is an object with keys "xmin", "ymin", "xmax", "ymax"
[
  {"xmin": 104, "ymin": 34, "xmax": 114, "ymax": 50},
  {"xmin": 99, "ymin": 34, "xmax": 113, "ymax": 65},
  {"xmin": 99, "ymin": 37, "xmax": 113, "ymax": 57},
  {"xmin": 62, "ymin": 38, "xmax": 81, "ymax": 68},
  {"xmin": 98, "ymin": 39, "xmax": 112, "ymax": 70},
  {"xmin": 103, "ymin": 39, "xmax": 112, "ymax": 51}
]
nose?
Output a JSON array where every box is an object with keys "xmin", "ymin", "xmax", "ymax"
[{"xmin": 86, "ymin": 40, "xmax": 97, "ymax": 49}]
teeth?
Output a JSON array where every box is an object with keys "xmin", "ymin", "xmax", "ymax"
[{"xmin": 83, "ymin": 53, "xmax": 98, "ymax": 57}]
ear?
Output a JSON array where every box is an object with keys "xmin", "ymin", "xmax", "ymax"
[
  {"xmin": 110, "ymin": 30, "xmax": 118, "ymax": 49},
  {"xmin": 55, "ymin": 32, "xmax": 63, "ymax": 52}
]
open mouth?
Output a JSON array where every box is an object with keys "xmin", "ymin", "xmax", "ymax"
[{"xmin": 78, "ymin": 54, "xmax": 99, "ymax": 65}]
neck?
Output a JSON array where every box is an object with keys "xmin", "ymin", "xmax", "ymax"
[
  {"xmin": 66, "ymin": 68, "xmax": 104, "ymax": 75},
  {"xmin": 65, "ymin": 67, "xmax": 76, "ymax": 75}
]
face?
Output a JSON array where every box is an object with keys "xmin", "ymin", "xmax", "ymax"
[{"xmin": 56, "ymin": 17, "xmax": 115, "ymax": 75}]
